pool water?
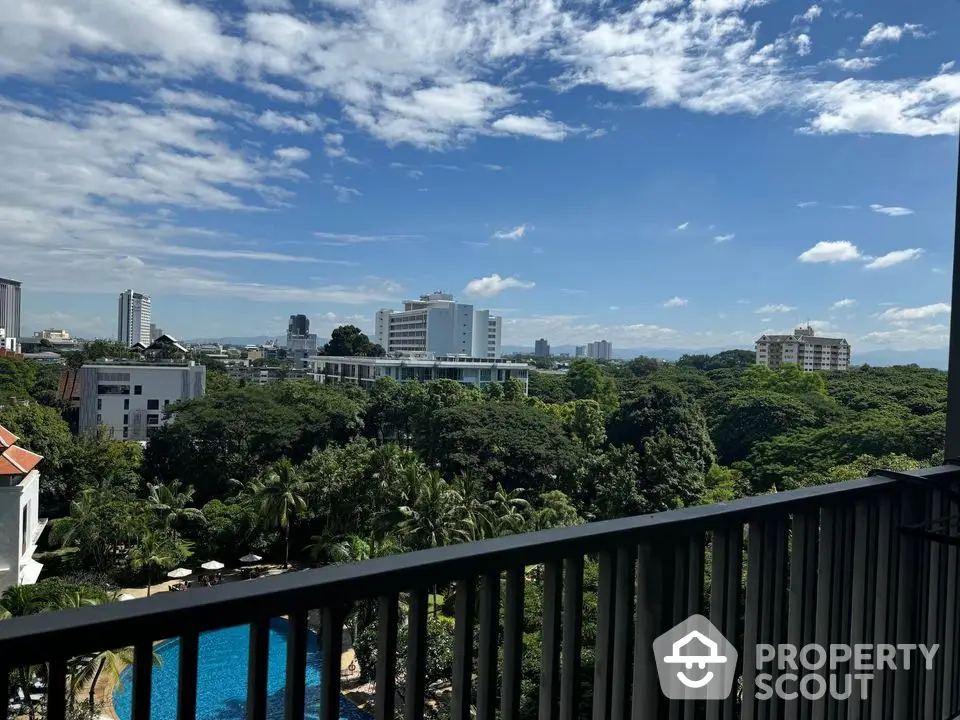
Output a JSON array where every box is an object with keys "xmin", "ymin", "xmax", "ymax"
[{"xmin": 113, "ymin": 618, "xmax": 373, "ymax": 720}]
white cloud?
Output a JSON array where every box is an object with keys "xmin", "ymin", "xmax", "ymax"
[
  {"xmin": 831, "ymin": 298, "xmax": 857, "ymax": 310},
  {"xmin": 274, "ymin": 146, "xmax": 310, "ymax": 163},
  {"xmin": 795, "ymin": 34, "xmax": 812, "ymax": 57},
  {"xmin": 797, "ymin": 201, "xmax": 818, "ymax": 208},
  {"xmin": 829, "ymin": 57, "xmax": 881, "ymax": 72},
  {"xmin": 860, "ymin": 325, "xmax": 949, "ymax": 351},
  {"xmin": 756, "ymin": 304, "xmax": 796, "ymax": 314},
  {"xmin": 714, "ymin": 233, "xmax": 735, "ymax": 243},
  {"xmin": 493, "ymin": 224, "xmax": 532, "ymax": 240},
  {"xmin": 490, "ymin": 114, "xmax": 572, "ymax": 141},
  {"xmin": 675, "ymin": 222, "xmax": 689, "ymax": 231},
  {"xmin": 861, "ymin": 23, "xmax": 927, "ymax": 48},
  {"xmin": 313, "ymin": 232, "xmax": 421, "ymax": 245},
  {"xmin": 864, "ymin": 248, "xmax": 923, "ymax": 270},
  {"xmin": 464, "ymin": 274, "xmax": 536, "ymax": 297},
  {"xmin": 663, "ymin": 297, "xmax": 688, "ymax": 308},
  {"xmin": 794, "ymin": 5, "xmax": 822, "ymax": 23},
  {"xmin": 482, "ymin": 164, "xmax": 504, "ymax": 171},
  {"xmin": 333, "ymin": 185, "xmax": 361, "ymax": 203},
  {"xmin": 879, "ymin": 303, "xmax": 950, "ymax": 321},
  {"xmin": 609, "ymin": 305, "xmax": 620, "ymax": 311},
  {"xmin": 798, "ymin": 240, "xmax": 863, "ymax": 263},
  {"xmin": 256, "ymin": 110, "xmax": 325, "ymax": 133},
  {"xmin": 870, "ymin": 204, "xmax": 914, "ymax": 216}
]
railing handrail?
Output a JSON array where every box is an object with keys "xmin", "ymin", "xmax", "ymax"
[{"xmin": 3, "ymin": 462, "xmax": 959, "ymax": 664}]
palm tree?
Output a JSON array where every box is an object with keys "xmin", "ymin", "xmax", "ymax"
[
  {"xmin": 69, "ymin": 648, "xmax": 134, "ymax": 716},
  {"xmin": 146, "ymin": 480, "xmax": 206, "ymax": 532},
  {"xmin": 484, "ymin": 484, "xmax": 530, "ymax": 537},
  {"xmin": 248, "ymin": 458, "xmax": 311, "ymax": 567},
  {"xmin": 128, "ymin": 531, "xmax": 179, "ymax": 596},
  {"xmin": 391, "ymin": 470, "xmax": 473, "ymax": 551}
]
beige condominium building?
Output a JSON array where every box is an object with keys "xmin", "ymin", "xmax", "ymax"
[{"xmin": 755, "ymin": 324, "xmax": 851, "ymax": 372}]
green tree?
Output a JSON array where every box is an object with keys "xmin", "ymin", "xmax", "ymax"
[
  {"xmin": 711, "ymin": 390, "xmax": 817, "ymax": 465},
  {"xmin": 565, "ymin": 359, "xmax": 618, "ymax": 412},
  {"xmin": 321, "ymin": 325, "xmax": 384, "ymax": 357},
  {"xmin": 0, "ymin": 355, "xmax": 36, "ymax": 402},
  {"xmin": 246, "ymin": 458, "xmax": 311, "ymax": 567},
  {"xmin": 129, "ymin": 530, "xmax": 187, "ymax": 596},
  {"xmin": 146, "ymin": 480, "xmax": 206, "ymax": 534}
]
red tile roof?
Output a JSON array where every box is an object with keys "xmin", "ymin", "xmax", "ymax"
[{"xmin": 0, "ymin": 424, "xmax": 43, "ymax": 477}]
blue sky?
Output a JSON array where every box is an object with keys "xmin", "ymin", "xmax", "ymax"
[{"xmin": 2, "ymin": 0, "xmax": 959, "ymax": 353}]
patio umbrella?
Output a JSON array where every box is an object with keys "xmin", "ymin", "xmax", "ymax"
[
  {"xmin": 239, "ymin": 553, "xmax": 262, "ymax": 564},
  {"xmin": 201, "ymin": 561, "xmax": 225, "ymax": 571},
  {"xmin": 167, "ymin": 567, "xmax": 192, "ymax": 579},
  {"xmin": 117, "ymin": 593, "xmax": 135, "ymax": 602}
]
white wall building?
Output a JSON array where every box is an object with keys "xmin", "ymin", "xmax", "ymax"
[
  {"xmin": 78, "ymin": 362, "xmax": 206, "ymax": 441},
  {"xmin": 375, "ymin": 291, "xmax": 502, "ymax": 358},
  {"xmin": 755, "ymin": 325, "xmax": 851, "ymax": 372},
  {"xmin": 0, "ymin": 425, "xmax": 45, "ymax": 592},
  {"xmin": 308, "ymin": 354, "xmax": 530, "ymax": 394},
  {"xmin": 118, "ymin": 290, "xmax": 152, "ymax": 347},
  {"xmin": 0, "ymin": 327, "xmax": 18, "ymax": 353},
  {"xmin": 0, "ymin": 278, "xmax": 22, "ymax": 344},
  {"xmin": 587, "ymin": 340, "xmax": 613, "ymax": 360}
]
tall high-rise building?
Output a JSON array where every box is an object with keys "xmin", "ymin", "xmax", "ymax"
[
  {"xmin": 117, "ymin": 290, "xmax": 152, "ymax": 346},
  {"xmin": 756, "ymin": 325, "xmax": 850, "ymax": 372},
  {"xmin": 286, "ymin": 314, "xmax": 317, "ymax": 369},
  {"xmin": 0, "ymin": 278, "xmax": 22, "ymax": 343},
  {"xmin": 375, "ymin": 291, "xmax": 502, "ymax": 358},
  {"xmin": 575, "ymin": 345, "xmax": 586, "ymax": 358},
  {"xmin": 534, "ymin": 338, "xmax": 550, "ymax": 357},
  {"xmin": 587, "ymin": 340, "xmax": 613, "ymax": 360},
  {"xmin": 149, "ymin": 324, "xmax": 163, "ymax": 342},
  {"xmin": 288, "ymin": 314, "xmax": 309, "ymax": 337}
]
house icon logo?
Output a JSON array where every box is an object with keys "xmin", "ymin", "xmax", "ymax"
[{"xmin": 653, "ymin": 614, "xmax": 738, "ymax": 700}]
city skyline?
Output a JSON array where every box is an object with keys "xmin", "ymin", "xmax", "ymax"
[{"xmin": 1, "ymin": 0, "xmax": 958, "ymax": 354}]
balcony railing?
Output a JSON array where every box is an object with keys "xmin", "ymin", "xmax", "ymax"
[{"xmin": 2, "ymin": 464, "xmax": 960, "ymax": 720}]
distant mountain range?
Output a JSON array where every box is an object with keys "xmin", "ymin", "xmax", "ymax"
[{"xmin": 503, "ymin": 345, "xmax": 949, "ymax": 370}]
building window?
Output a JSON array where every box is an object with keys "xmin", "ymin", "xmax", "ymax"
[
  {"xmin": 134, "ymin": 385, "xmax": 142, "ymax": 395},
  {"xmin": 98, "ymin": 384, "xmax": 130, "ymax": 395},
  {"xmin": 147, "ymin": 399, "xmax": 160, "ymax": 410},
  {"xmin": 164, "ymin": 399, "xmax": 170, "ymax": 407},
  {"xmin": 97, "ymin": 398, "xmax": 102, "ymax": 410},
  {"xmin": 147, "ymin": 414, "xmax": 160, "ymax": 425},
  {"xmin": 123, "ymin": 414, "xmax": 128, "ymax": 425},
  {"xmin": 122, "ymin": 427, "xmax": 128, "ymax": 439},
  {"xmin": 124, "ymin": 399, "xmax": 130, "ymax": 410},
  {"xmin": 21, "ymin": 504, "xmax": 28, "ymax": 556},
  {"xmin": 96, "ymin": 413, "xmax": 102, "ymax": 423}
]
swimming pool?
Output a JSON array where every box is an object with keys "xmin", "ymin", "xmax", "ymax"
[{"xmin": 113, "ymin": 618, "xmax": 373, "ymax": 720}]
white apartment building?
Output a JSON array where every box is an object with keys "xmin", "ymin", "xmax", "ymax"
[
  {"xmin": 0, "ymin": 425, "xmax": 45, "ymax": 592},
  {"xmin": 755, "ymin": 325, "xmax": 851, "ymax": 372},
  {"xmin": 33, "ymin": 329, "xmax": 71, "ymax": 341},
  {"xmin": 118, "ymin": 289, "xmax": 152, "ymax": 346},
  {"xmin": 0, "ymin": 327, "xmax": 18, "ymax": 353},
  {"xmin": 308, "ymin": 354, "xmax": 530, "ymax": 394},
  {"xmin": 78, "ymin": 361, "xmax": 206, "ymax": 441},
  {"xmin": 0, "ymin": 278, "xmax": 22, "ymax": 343},
  {"xmin": 375, "ymin": 292, "xmax": 502, "ymax": 358},
  {"xmin": 587, "ymin": 340, "xmax": 613, "ymax": 360}
]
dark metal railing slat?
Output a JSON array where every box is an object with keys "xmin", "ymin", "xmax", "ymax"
[
  {"xmin": 707, "ymin": 524, "xmax": 743, "ymax": 720},
  {"xmin": 946, "ymin": 493, "xmax": 960, "ymax": 716},
  {"xmin": 559, "ymin": 555, "xmax": 584, "ymax": 720},
  {"xmin": 591, "ymin": 550, "xmax": 616, "ymax": 720},
  {"xmin": 47, "ymin": 657, "xmax": 68, "ymax": 720},
  {"xmin": 538, "ymin": 561, "xmax": 563, "ymax": 720},
  {"xmin": 610, "ymin": 545, "xmax": 635, "ymax": 720},
  {"xmin": 0, "ymin": 661, "xmax": 8, "ymax": 720},
  {"xmin": 477, "ymin": 572, "xmax": 500, "ymax": 720},
  {"xmin": 284, "ymin": 610, "xmax": 308, "ymax": 720},
  {"xmin": 892, "ymin": 492, "xmax": 923, "ymax": 719},
  {"xmin": 923, "ymin": 492, "xmax": 943, "ymax": 718},
  {"xmin": 501, "ymin": 567, "xmax": 525, "ymax": 720},
  {"xmin": 870, "ymin": 496, "xmax": 895, "ymax": 719},
  {"xmin": 684, "ymin": 534, "xmax": 706, "ymax": 720},
  {"xmin": 177, "ymin": 631, "xmax": 200, "ymax": 720},
  {"xmin": 320, "ymin": 606, "xmax": 343, "ymax": 720},
  {"xmin": 812, "ymin": 507, "xmax": 836, "ymax": 720},
  {"xmin": 375, "ymin": 594, "xmax": 399, "ymax": 720},
  {"xmin": 742, "ymin": 521, "xmax": 765, "ymax": 720},
  {"xmin": 632, "ymin": 542, "xmax": 664, "ymax": 720},
  {"xmin": 846, "ymin": 502, "xmax": 870, "ymax": 720},
  {"xmin": 132, "ymin": 640, "xmax": 154, "ymax": 720},
  {"xmin": 668, "ymin": 539, "xmax": 690, "ymax": 720},
  {"xmin": 786, "ymin": 512, "xmax": 817, "ymax": 720},
  {"xmin": 246, "ymin": 620, "xmax": 270, "ymax": 720},
  {"xmin": 452, "ymin": 578, "xmax": 476, "ymax": 720},
  {"xmin": 404, "ymin": 589, "xmax": 428, "ymax": 720}
]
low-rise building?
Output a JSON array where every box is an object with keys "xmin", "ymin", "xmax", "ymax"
[
  {"xmin": 755, "ymin": 325, "xmax": 851, "ymax": 372},
  {"xmin": 308, "ymin": 354, "xmax": 531, "ymax": 394},
  {"xmin": 78, "ymin": 361, "xmax": 206, "ymax": 441},
  {"xmin": 0, "ymin": 424, "xmax": 45, "ymax": 592}
]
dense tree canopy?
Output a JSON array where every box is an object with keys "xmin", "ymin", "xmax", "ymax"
[{"xmin": 321, "ymin": 325, "xmax": 385, "ymax": 357}]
